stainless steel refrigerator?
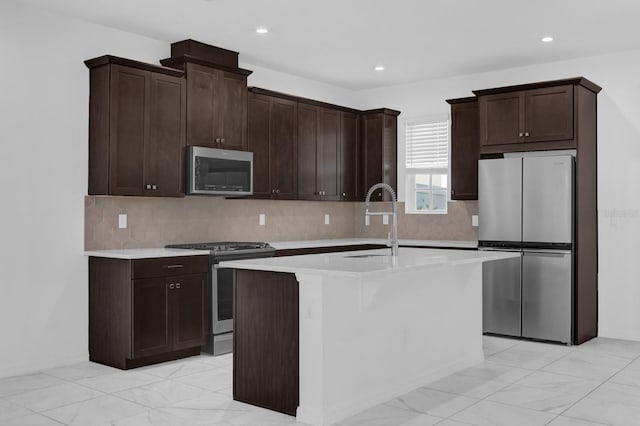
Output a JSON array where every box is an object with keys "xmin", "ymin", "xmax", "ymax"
[{"xmin": 478, "ymin": 155, "xmax": 574, "ymax": 344}]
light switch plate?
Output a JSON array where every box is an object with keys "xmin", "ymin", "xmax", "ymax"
[
  {"xmin": 472, "ymin": 215, "xmax": 479, "ymax": 227},
  {"xmin": 382, "ymin": 214, "xmax": 389, "ymax": 225},
  {"xmin": 118, "ymin": 214, "xmax": 127, "ymax": 229},
  {"xmin": 324, "ymin": 214, "xmax": 330, "ymax": 225},
  {"xmin": 259, "ymin": 213, "xmax": 266, "ymax": 226}
]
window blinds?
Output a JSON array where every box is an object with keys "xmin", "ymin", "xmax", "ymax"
[{"xmin": 405, "ymin": 118, "xmax": 449, "ymax": 169}]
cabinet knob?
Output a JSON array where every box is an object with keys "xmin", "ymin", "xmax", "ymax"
[
  {"xmin": 276, "ymin": 189, "xmax": 280, "ymax": 194},
  {"xmin": 169, "ymin": 283, "xmax": 175, "ymax": 290},
  {"xmin": 175, "ymin": 283, "xmax": 181, "ymax": 289},
  {"xmin": 220, "ymin": 138, "xmax": 225, "ymax": 144},
  {"xmin": 524, "ymin": 132, "xmax": 530, "ymax": 137},
  {"xmin": 152, "ymin": 184, "xmax": 157, "ymax": 190},
  {"xmin": 215, "ymin": 138, "xmax": 220, "ymax": 143},
  {"xmin": 342, "ymin": 192, "xmax": 346, "ymax": 197},
  {"xmin": 451, "ymin": 190, "xmax": 455, "ymax": 196},
  {"xmin": 519, "ymin": 132, "xmax": 524, "ymax": 137}
]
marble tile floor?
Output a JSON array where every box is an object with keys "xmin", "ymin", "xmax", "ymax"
[{"xmin": 2, "ymin": 336, "xmax": 640, "ymax": 425}]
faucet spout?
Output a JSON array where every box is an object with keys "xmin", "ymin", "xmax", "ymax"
[{"xmin": 364, "ymin": 183, "xmax": 399, "ymax": 257}]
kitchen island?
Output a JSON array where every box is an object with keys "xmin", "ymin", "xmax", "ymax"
[{"xmin": 219, "ymin": 247, "xmax": 518, "ymax": 426}]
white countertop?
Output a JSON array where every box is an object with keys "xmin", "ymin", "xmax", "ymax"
[
  {"xmin": 268, "ymin": 238, "xmax": 477, "ymax": 250},
  {"xmin": 219, "ymin": 247, "xmax": 517, "ymax": 277},
  {"xmin": 84, "ymin": 239, "xmax": 477, "ymax": 259},
  {"xmin": 84, "ymin": 248, "xmax": 210, "ymax": 259}
]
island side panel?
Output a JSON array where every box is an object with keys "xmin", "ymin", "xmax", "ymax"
[
  {"xmin": 233, "ymin": 269, "xmax": 300, "ymax": 416},
  {"xmin": 297, "ymin": 263, "xmax": 484, "ymax": 426}
]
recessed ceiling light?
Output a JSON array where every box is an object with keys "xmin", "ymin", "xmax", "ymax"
[
  {"xmin": 374, "ymin": 66, "xmax": 385, "ymax": 71},
  {"xmin": 540, "ymin": 36, "xmax": 554, "ymax": 43},
  {"xmin": 256, "ymin": 27, "xmax": 269, "ymax": 35}
]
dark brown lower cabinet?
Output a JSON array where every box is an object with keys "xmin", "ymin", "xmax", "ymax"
[
  {"xmin": 89, "ymin": 255, "xmax": 208, "ymax": 369},
  {"xmin": 234, "ymin": 270, "xmax": 299, "ymax": 416}
]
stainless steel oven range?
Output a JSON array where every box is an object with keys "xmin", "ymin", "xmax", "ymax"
[{"xmin": 165, "ymin": 241, "xmax": 276, "ymax": 355}]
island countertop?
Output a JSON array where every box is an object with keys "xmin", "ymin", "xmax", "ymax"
[{"xmin": 219, "ymin": 247, "xmax": 518, "ymax": 277}]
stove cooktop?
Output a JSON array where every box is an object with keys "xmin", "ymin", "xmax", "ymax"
[{"xmin": 166, "ymin": 241, "xmax": 274, "ymax": 253}]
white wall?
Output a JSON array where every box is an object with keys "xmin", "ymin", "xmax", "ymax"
[
  {"xmin": 0, "ymin": 1, "xmax": 354, "ymax": 378},
  {"xmin": 356, "ymin": 51, "xmax": 640, "ymax": 341}
]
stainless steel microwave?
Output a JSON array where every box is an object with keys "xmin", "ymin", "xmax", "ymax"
[{"xmin": 186, "ymin": 146, "xmax": 253, "ymax": 196}]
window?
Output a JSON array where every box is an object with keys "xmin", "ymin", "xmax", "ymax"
[{"xmin": 405, "ymin": 115, "xmax": 449, "ymax": 214}]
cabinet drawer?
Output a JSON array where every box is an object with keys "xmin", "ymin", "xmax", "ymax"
[{"xmin": 133, "ymin": 256, "xmax": 208, "ymax": 279}]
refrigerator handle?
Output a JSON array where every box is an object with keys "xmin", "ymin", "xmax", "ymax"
[
  {"xmin": 523, "ymin": 250, "xmax": 571, "ymax": 256},
  {"xmin": 478, "ymin": 247, "xmax": 521, "ymax": 253}
]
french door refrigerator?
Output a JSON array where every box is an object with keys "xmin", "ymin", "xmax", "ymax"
[{"xmin": 479, "ymin": 155, "xmax": 574, "ymax": 344}]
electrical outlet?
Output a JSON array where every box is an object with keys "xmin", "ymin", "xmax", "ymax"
[
  {"xmin": 472, "ymin": 215, "xmax": 479, "ymax": 227},
  {"xmin": 324, "ymin": 214, "xmax": 330, "ymax": 225},
  {"xmin": 259, "ymin": 213, "xmax": 266, "ymax": 226},
  {"xmin": 382, "ymin": 214, "xmax": 389, "ymax": 225},
  {"xmin": 118, "ymin": 214, "xmax": 127, "ymax": 229}
]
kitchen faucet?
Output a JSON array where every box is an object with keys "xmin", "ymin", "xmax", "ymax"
[{"xmin": 365, "ymin": 183, "xmax": 399, "ymax": 257}]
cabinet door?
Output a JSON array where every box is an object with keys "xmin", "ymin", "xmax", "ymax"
[
  {"xmin": 339, "ymin": 111, "xmax": 359, "ymax": 201},
  {"xmin": 297, "ymin": 103, "xmax": 320, "ymax": 199},
  {"xmin": 382, "ymin": 114, "xmax": 398, "ymax": 201},
  {"xmin": 109, "ymin": 65, "xmax": 148, "ymax": 196},
  {"xmin": 146, "ymin": 73, "xmax": 186, "ymax": 197},
  {"xmin": 318, "ymin": 108, "xmax": 340, "ymax": 200},
  {"xmin": 132, "ymin": 278, "xmax": 171, "ymax": 358},
  {"xmin": 247, "ymin": 93, "xmax": 272, "ymax": 197},
  {"xmin": 362, "ymin": 113, "xmax": 383, "ymax": 200},
  {"xmin": 479, "ymin": 92, "xmax": 523, "ymax": 146},
  {"xmin": 450, "ymin": 101, "xmax": 479, "ymax": 200},
  {"xmin": 271, "ymin": 98, "xmax": 298, "ymax": 199},
  {"xmin": 218, "ymin": 70, "xmax": 248, "ymax": 151},
  {"xmin": 186, "ymin": 63, "xmax": 218, "ymax": 147},
  {"xmin": 524, "ymin": 85, "xmax": 574, "ymax": 143},
  {"xmin": 172, "ymin": 274, "xmax": 207, "ymax": 351}
]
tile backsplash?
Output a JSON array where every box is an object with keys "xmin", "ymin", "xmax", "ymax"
[{"xmin": 85, "ymin": 196, "xmax": 478, "ymax": 250}]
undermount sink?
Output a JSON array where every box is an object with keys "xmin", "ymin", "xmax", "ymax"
[{"xmin": 343, "ymin": 254, "xmax": 388, "ymax": 258}]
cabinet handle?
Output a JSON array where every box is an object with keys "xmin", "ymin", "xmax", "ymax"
[
  {"xmin": 169, "ymin": 283, "xmax": 175, "ymax": 290},
  {"xmin": 220, "ymin": 138, "xmax": 225, "ymax": 144},
  {"xmin": 519, "ymin": 132, "xmax": 524, "ymax": 137},
  {"xmin": 524, "ymin": 132, "xmax": 530, "ymax": 137},
  {"xmin": 164, "ymin": 264, "xmax": 183, "ymax": 269},
  {"xmin": 145, "ymin": 184, "xmax": 151, "ymax": 190},
  {"xmin": 152, "ymin": 184, "xmax": 157, "ymax": 190},
  {"xmin": 175, "ymin": 283, "xmax": 181, "ymax": 289}
]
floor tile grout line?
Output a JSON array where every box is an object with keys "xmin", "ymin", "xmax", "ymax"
[{"xmin": 550, "ymin": 351, "xmax": 640, "ymax": 421}]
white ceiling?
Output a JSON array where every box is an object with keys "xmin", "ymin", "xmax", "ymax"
[{"xmin": 22, "ymin": 0, "xmax": 640, "ymax": 90}]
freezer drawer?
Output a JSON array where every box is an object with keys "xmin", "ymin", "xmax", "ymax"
[
  {"xmin": 478, "ymin": 158, "xmax": 523, "ymax": 243},
  {"xmin": 522, "ymin": 156, "xmax": 573, "ymax": 244},
  {"xmin": 482, "ymin": 252, "xmax": 522, "ymax": 337},
  {"xmin": 522, "ymin": 250, "xmax": 573, "ymax": 343}
]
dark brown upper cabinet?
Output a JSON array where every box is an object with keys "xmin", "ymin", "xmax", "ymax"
[
  {"xmin": 160, "ymin": 55, "xmax": 252, "ymax": 151},
  {"xmin": 474, "ymin": 78, "xmax": 600, "ymax": 154},
  {"xmin": 297, "ymin": 104, "xmax": 341, "ymax": 200},
  {"xmin": 338, "ymin": 111, "xmax": 360, "ymax": 201},
  {"xmin": 248, "ymin": 91, "xmax": 298, "ymax": 199},
  {"xmin": 247, "ymin": 87, "xmax": 397, "ymax": 202},
  {"xmin": 85, "ymin": 56, "xmax": 186, "ymax": 197},
  {"xmin": 361, "ymin": 109, "xmax": 400, "ymax": 202},
  {"xmin": 447, "ymin": 97, "xmax": 479, "ymax": 200}
]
